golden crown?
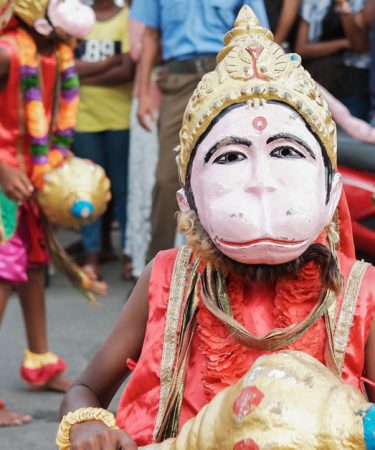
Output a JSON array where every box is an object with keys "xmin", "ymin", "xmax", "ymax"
[
  {"xmin": 177, "ymin": 6, "xmax": 337, "ymax": 185},
  {"xmin": 0, "ymin": 0, "xmax": 48, "ymax": 29}
]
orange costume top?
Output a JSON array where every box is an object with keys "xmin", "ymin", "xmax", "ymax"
[
  {"xmin": 0, "ymin": 29, "xmax": 57, "ymax": 268},
  {"xmin": 0, "ymin": 29, "xmax": 56, "ymax": 175},
  {"xmin": 117, "ymin": 246, "xmax": 375, "ymax": 446}
]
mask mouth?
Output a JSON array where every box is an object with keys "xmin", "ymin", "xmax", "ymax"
[
  {"xmin": 177, "ymin": 209, "xmax": 343, "ymax": 293},
  {"xmin": 216, "ymin": 237, "xmax": 306, "ymax": 249}
]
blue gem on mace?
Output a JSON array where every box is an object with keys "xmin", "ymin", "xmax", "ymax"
[
  {"xmin": 363, "ymin": 404, "xmax": 375, "ymax": 449},
  {"xmin": 71, "ymin": 200, "xmax": 95, "ymax": 220}
]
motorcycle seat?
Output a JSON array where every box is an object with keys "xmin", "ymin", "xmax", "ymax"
[{"xmin": 337, "ymin": 129, "xmax": 375, "ymax": 173}]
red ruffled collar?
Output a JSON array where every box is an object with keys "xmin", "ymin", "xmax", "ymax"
[{"xmin": 197, "ymin": 261, "xmax": 326, "ymax": 401}]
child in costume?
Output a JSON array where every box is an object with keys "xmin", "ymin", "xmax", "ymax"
[
  {"xmin": 57, "ymin": 6, "xmax": 375, "ymax": 449},
  {"xmin": 0, "ymin": 0, "xmax": 95, "ymax": 426}
]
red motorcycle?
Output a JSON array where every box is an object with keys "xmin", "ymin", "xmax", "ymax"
[{"xmin": 337, "ymin": 131, "xmax": 375, "ymax": 263}]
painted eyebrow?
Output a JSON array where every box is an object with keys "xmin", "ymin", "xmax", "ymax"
[
  {"xmin": 204, "ymin": 136, "xmax": 252, "ymax": 163},
  {"xmin": 266, "ymin": 133, "xmax": 316, "ymax": 159}
]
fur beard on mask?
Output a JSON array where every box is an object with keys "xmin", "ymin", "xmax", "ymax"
[{"xmin": 177, "ymin": 210, "xmax": 343, "ymax": 295}]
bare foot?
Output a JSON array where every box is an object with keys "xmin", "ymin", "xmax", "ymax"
[
  {"xmin": 42, "ymin": 374, "xmax": 73, "ymax": 393},
  {"xmin": 82, "ymin": 263, "xmax": 102, "ymax": 281},
  {"xmin": 122, "ymin": 254, "xmax": 135, "ymax": 281},
  {"xmin": 82, "ymin": 253, "xmax": 102, "ymax": 281},
  {"xmin": 29, "ymin": 374, "xmax": 73, "ymax": 393},
  {"xmin": 0, "ymin": 402, "xmax": 31, "ymax": 427}
]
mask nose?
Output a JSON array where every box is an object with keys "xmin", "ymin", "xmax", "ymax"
[{"xmin": 244, "ymin": 152, "xmax": 277, "ymax": 194}]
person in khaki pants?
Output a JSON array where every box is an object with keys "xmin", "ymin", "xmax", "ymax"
[{"xmin": 131, "ymin": 0, "xmax": 270, "ymax": 262}]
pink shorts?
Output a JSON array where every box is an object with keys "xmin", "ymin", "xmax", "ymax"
[{"xmin": 0, "ymin": 202, "xmax": 49, "ymax": 285}]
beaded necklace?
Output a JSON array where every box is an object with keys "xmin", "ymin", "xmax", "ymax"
[{"xmin": 17, "ymin": 27, "xmax": 79, "ymax": 188}]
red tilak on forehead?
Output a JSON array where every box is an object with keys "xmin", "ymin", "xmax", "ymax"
[{"xmin": 252, "ymin": 116, "xmax": 267, "ymax": 132}]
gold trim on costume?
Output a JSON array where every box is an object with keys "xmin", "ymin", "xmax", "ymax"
[
  {"xmin": 334, "ymin": 260, "xmax": 370, "ymax": 374},
  {"xmin": 324, "ymin": 299, "xmax": 340, "ymax": 375},
  {"xmin": 323, "ymin": 249, "xmax": 339, "ymax": 375},
  {"xmin": 153, "ymin": 246, "xmax": 193, "ymax": 441}
]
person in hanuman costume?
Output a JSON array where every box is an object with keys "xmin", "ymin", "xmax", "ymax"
[
  {"xmin": 0, "ymin": 0, "xmax": 100, "ymax": 426},
  {"xmin": 57, "ymin": 6, "xmax": 375, "ymax": 449}
]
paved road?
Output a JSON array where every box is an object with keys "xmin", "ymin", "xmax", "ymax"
[{"xmin": 0, "ymin": 230, "xmax": 133, "ymax": 450}]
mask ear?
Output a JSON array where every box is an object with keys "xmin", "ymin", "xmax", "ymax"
[
  {"xmin": 176, "ymin": 188, "xmax": 190, "ymax": 212},
  {"xmin": 325, "ymin": 172, "xmax": 342, "ymax": 226},
  {"xmin": 34, "ymin": 18, "xmax": 53, "ymax": 36}
]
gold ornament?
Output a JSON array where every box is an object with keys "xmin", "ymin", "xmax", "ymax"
[
  {"xmin": 12, "ymin": 0, "xmax": 48, "ymax": 27},
  {"xmin": 37, "ymin": 157, "xmax": 111, "ymax": 229},
  {"xmin": 142, "ymin": 351, "xmax": 368, "ymax": 450},
  {"xmin": 56, "ymin": 407, "xmax": 119, "ymax": 450},
  {"xmin": 177, "ymin": 5, "xmax": 337, "ymax": 185},
  {"xmin": 22, "ymin": 349, "xmax": 60, "ymax": 370},
  {"xmin": 0, "ymin": 0, "xmax": 49, "ymax": 29},
  {"xmin": 0, "ymin": 0, "xmax": 13, "ymax": 31}
]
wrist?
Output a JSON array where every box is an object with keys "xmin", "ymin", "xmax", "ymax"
[
  {"xmin": 56, "ymin": 407, "xmax": 119, "ymax": 450},
  {"xmin": 139, "ymin": 84, "xmax": 152, "ymax": 99},
  {"xmin": 102, "ymin": 59, "xmax": 112, "ymax": 70},
  {"xmin": 99, "ymin": 58, "xmax": 113, "ymax": 71},
  {"xmin": 335, "ymin": 1, "xmax": 352, "ymax": 14},
  {"xmin": 339, "ymin": 38, "xmax": 350, "ymax": 49}
]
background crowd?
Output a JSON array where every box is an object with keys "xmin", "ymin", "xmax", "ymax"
[
  {"xmin": 65, "ymin": 0, "xmax": 375, "ymax": 287},
  {"xmin": 0, "ymin": 0, "xmax": 374, "ymax": 438}
]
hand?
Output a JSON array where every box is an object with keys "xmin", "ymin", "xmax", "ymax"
[
  {"xmin": 338, "ymin": 38, "xmax": 351, "ymax": 50},
  {"xmin": 70, "ymin": 421, "xmax": 138, "ymax": 449},
  {"xmin": 335, "ymin": 0, "xmax": 352, "ymax": 14},
  {"xmin": 0, "ymin": 164, "xmax": 33, "ymax": 202},
  {"xmin": 137, "ymin": 94, "xmax": 157, "ymax": 132},
  {"xmin": 105, "ymin": 54, "xmax": 123, "ymax": 68}
]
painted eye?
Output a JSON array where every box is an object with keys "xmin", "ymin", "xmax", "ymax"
[
  {"xmin": 213, "ymin": 152, "xmax": 246, "ymax": 164},
  {"xmin": 270, "ymin": 146, "xmax": 305, "ymax": 159}
]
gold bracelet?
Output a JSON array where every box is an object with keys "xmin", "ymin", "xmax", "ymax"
[{"xmin": 56, "ymin": 407, "xmax": 119, "ymax": 450}]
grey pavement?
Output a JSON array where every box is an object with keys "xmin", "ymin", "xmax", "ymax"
[{"xmin": 0, "ymin": 229, "xmax": 134, "ymax": 450}]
